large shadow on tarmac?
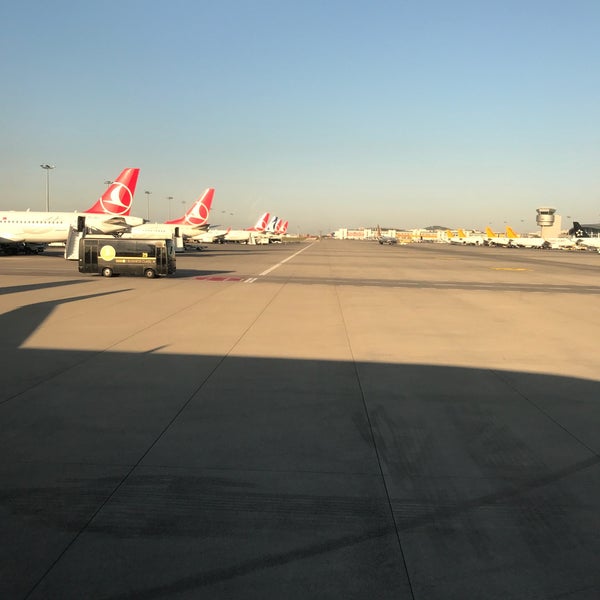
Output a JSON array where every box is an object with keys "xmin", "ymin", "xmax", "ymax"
[
  {"xmin": 0, "ymin": 280, "xmax": 93, "ymax": 296},
  {"xmin": 0, "ymin": 295, "xmax": 598, "ymax": 599}
]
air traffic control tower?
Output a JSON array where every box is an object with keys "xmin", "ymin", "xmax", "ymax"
[{"xmin": 536, "ymin": 207, "xmax": 562, "ymax": 238}]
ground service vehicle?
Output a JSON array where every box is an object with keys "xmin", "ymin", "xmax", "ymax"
[{"xmin": 78, "ymin": 238, "xmax": 176, "ymax": 278}]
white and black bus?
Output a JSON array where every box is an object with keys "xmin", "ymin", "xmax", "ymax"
[{"xmin": 78, "ymin": 237, "xmax": 176, "ymax": 278}]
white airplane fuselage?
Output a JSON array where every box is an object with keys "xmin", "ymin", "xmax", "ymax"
[
  {"xmin": 487, "ymin": 236, "xmax": 513, "ymax": 247},
  {"xmin": 124, "ymin": 223, "xmax": 202, "ymax": 239},
  {"xmin": 0, "ymin": 211, "xmax": 143, "ymax": 244},
  {"xmin": 576, "ymin": 238, "xmax": 600, "ymax": 250},
  {"xmin": 450, "ymin": 235, "xmax": 485, "ymax": 245},
  {"xmin": 190, "ymin": 229, "xmax": 228, "ymax": 243},
  {"xmin": 224, "ymin": 230, "xmax": 253, "ymax": 243},
  {"xmin": 512, "ymin": 238, "xmax": 548, "ymax": 249},
  {"xmin": 546, "ymin": 238, "xmax": 577, "ymax": 249}
]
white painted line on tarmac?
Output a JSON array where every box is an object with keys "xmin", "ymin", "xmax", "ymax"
[
  {"xmin": 258, "ymin": 242, "xmax": 315, "ymax": 277},
  {"xmin": 244, "ymin": 277, "xmax": 257, "ymax": 283}
]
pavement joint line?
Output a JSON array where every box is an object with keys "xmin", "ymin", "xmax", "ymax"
[
  {"xmin": 258, "ymin": 242, "xmax": 315, "ymax": 277},
  {"xmin": 489, "ymin": 369, "xmax": 599, "ymax": 457},
  {"xmin": 27, "ymin": 273, "xmax": 293, "ymax": 599},
  {"xmin": 24, "ymin": 353, "xmax": 232, "ymax": 600},
  {"xmin": 331, "ymin": 275, "xmax": 416, "ymax": 599}
]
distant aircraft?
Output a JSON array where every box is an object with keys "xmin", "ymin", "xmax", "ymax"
[
  {"xmin": 189, "ymin": 212, "xmax": 270, "ymax": 244},
  {"xmin": 260, "ymin": 216, "xmax": 289, "ymax": 243},
  {"xmin": 265, "ymin": 215, "xmax": 280, "ymax": 234},
  {"xmin": 191, "ymin": 227, "xmax": 230, "ymax": 244},
  {"xmin": 447, "ymin": 228, "xmax": 485, "ymax": 245},
  {"xmin": 0, "ymin": 168, "xmax": 143, "ymax": 247},
  {"xmin": 485, "ymin": 226, "xmax": 514, "ymax": 247},
  {"xmin": 123, "ymin": 188, "xmax": 214, "ymax": 239},
  {"xmin": 225, "ymin": 212, "xmax": 271, "ymax": 243},
  {"xmin": 378, "ymin": 236, "xmax": 397, "ymax": 245},
  {"xmin": 571, "ymin": 221, "xmax": 600, "ymax": 251},
  {"xmin": 506, "ymin": 226, "xmax": 548, "ymax": 249},
  {"xmin": 570, "ymin": 221, "xmax": 600, "ymax": 237},
  {"xmin": 376, "ymin": 224, "xmax": 397, "ymax": 245},
  {"xmin": 546, "ymin": 237, "xmax": 577, "ymax": 250},
  {"xmin": 276, "ymin": 219, "xmax": 289, "ymax": 235}
]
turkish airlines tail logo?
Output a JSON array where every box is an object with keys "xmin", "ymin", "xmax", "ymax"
[
  {"xmin": 166, "ymin": 188, "xmax": 214, "ymax": 226},
  {"xmin": 248, "ymin": 212, "xmax": 270, "ymax": 231},
  {"xmin": 85, "ymin": 168, "xmax": 140, "ymax": 216}
]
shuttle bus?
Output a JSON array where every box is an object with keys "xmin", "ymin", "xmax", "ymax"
[{"xmin": 78, "ymin": 237, "xmax": 176, "ymax": 278}]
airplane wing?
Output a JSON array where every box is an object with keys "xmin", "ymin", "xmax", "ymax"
[
  {"xmin": 189, "ymin": 222, "xmax": 211, "ymax": 231},
  {"xmin": 85, "ymin": 216, "xmax": 138, "ymax": 234}
]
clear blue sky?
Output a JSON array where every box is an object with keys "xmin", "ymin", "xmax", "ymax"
[{"xmin": 1, "ymin": 0, "xmax": 599, "ymax": 233}]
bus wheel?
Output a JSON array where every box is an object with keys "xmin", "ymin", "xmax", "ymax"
[
  {"xmin": 102, "ymin": 267, "xmax": 113, "ymax": 277},
  {"xmin": 144, "ymin": 268, "xmax": 156, "ymax": 279}
]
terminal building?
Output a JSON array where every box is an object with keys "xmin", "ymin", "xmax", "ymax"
[{"xmin": 332, "ymin": 227, "xmax": 446, "ymax": 243}]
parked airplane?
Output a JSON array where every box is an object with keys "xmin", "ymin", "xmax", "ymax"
[
  {"xmin": 447, "ymin": 228, "xmax": 485, "ymax": 245},
  {"xmin": 226, "ymin": 212, "xmax": 271, "ymax": 243},
  {"xmin": 189, "ymin": 212, "xmax": 270, "ymax": 244},
  {"xmin": 546, "ymin": 237, "xmax": 577, "ymax": 250},
  {"xmin": 191, "ymin": 227, "xmax": 230, "ymax": 244},
  {"xmin": 569, "ymin": 221, "xmax": 600, "ymax": 237},
  {"xmin": 485, "ymin": 226, "xmax": 514, "ymax": 247},
  {"xmin": 0, "ymin": 168, "xmax": 143, "ymax": 247},
  {"xmin": 268, "ymin": 219, "xmax": 289, "ymax": 243},
  {"xmin": 506, "ymin": 226, "xmax": 548, "ymax": 249},
  {"xmin": 571, "ymin": 221, "xmax": 600, "ymax": 251},
  {"xmin": 275, "ymin": 219, "xmax": 289, "ymax": 235},
  {"xmin": 376, "ymin": 224, "xmax": 397, "ymax": 245},
  {"xmin": 461, "ymin": 229, "xmax": 486, "ymax": 245},
  {"xmin": 265, "ymin": 215, "xmax": 280, "ymax": 233},
  {"xmin": 256, "ymin": 216, "xmax": 290, "ymax": 243},
  {"xmin": 123, "ymin": 188, "xmax": 214, "ymax": 239}
]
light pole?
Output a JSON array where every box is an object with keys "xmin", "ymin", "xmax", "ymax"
[
  {"xmin": 40, "ymin": 164, "xmax": 55, "ymax": 211},
  {"xmin": 145, "ymin": 190, "xmax": 152, "ymax": 221},
  {"xmin": 104, "ymin": 180, "xmax": 113, "ymax": 188},
  {"xmin": 167, "ymin": 196, "xmax": 174, "ymax": 220}
]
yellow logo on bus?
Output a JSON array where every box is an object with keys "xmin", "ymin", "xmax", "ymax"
[{"xmin": 100, "ymin": 245, "xmax": 116, "ymax": 261}]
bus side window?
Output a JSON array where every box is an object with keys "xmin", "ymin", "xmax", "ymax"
[{"xmin": 136, "ymin": 242, "xmax": 155, "ymax": 257}]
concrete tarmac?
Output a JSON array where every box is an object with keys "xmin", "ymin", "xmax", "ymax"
[{"xmin": 1, "ymin": 240, "xmax": 598, "ymax": 599}]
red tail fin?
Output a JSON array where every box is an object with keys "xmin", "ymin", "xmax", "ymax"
[
  {"xmin": 248, "ymin": 212, "xmax": 269, "ymax": 231},
  {"xmin": 84, "ymin": 168, "xmax": 139, "ymax": 216},
  {"xmin": 166, "ymin": 188, "xmax": 214, "ymax": 226}
]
